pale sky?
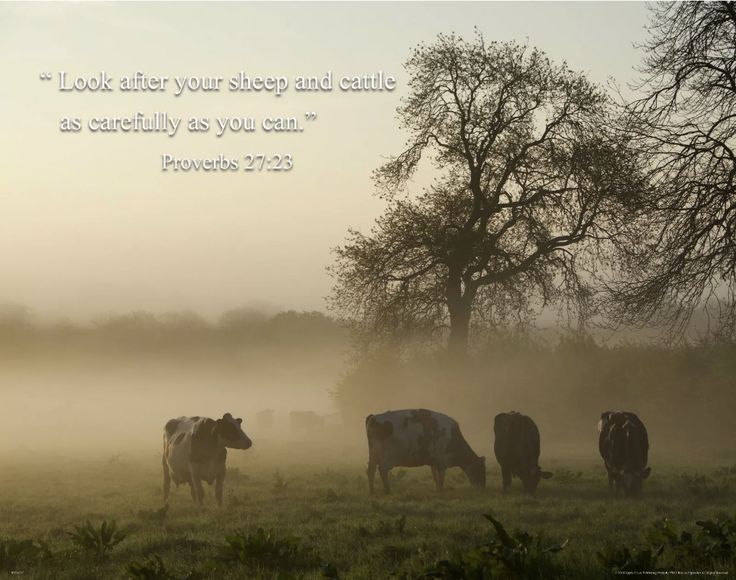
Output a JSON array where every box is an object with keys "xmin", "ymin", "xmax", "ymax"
[{"xmin": 0, "ymin": 2, "xmax": 649, "ymax": 321}]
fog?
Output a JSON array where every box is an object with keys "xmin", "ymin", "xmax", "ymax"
[{"xmin": 2, "ymin": 307, "xmax": 734, "ymax": 466}]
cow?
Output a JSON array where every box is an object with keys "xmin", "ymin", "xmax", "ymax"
[
  {"xmin": 162, "ymin": 413, "xmax": 252, "ymax": 506},
  {"xmin": 365, "ymin": 409, "xmax": 486, "ymax": 494},
  {"xmin": 493, "ymin": 412, "xmax": 552, "ymax": 493},
  {"xmin": 598, "ymin": 411, "xmax": 651, "ymax": 496}
]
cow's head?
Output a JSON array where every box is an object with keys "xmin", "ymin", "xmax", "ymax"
[
  {"xmin": 620, "ymin": 466, "xmax": 650, "ymax": 496},
  {"xmin": 521, "ymin": 466, "xmax": 553, "ymax": 494},
  {"xmin": 216, "ymin": 413, "xmax": 253, "ymax": 450},
  {"xmin": 465, "ymin": 455, "xmax": 486, "ymax": 488}
]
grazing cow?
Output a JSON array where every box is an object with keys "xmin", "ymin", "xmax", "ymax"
[
  {"xmin": 162, "ymin": 413, "xmax": 252, "ymax": 506},
  {"xmin": 494, "ymin": 411, "xmax": 552, "ymax": 493},
  {"xmin": 598, "ymin": 411, "xmax": 650, "ymax": 496},
  {"xmin": 365, "ymin": 409, "xmax": 486, "ymax": 493}
]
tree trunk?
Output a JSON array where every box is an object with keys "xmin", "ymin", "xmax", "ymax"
[
  {"xmin": 447, "ymin": 271, "xmax": 473, "ymax": 357},
  {"xmin": 448, "ymin": 304, "xmax": 471, "ymax": 356}
]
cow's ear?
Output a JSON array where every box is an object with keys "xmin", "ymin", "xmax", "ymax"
[
  {"xmin": 641, "ymin": 467, "xmax": 651, "ymax": 479},
  {"xmin": 541, "ymin": 471, "xmax": 553, "ymax": 479},
  {"xmin": 236, "ymin": 418, "xmax": 243, "ymax": 424}
]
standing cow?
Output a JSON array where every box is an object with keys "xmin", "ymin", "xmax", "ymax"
[
  {"xmin": 598, "ymin": 411, "xmax": 650, "ymax": 496},
  {"xmin": 494, "ymin": 412, "xmax": 552, "ymax": 493},
  {"xmin": 365, "ymin": 409, "xmax": 486, "ymax": 493},
  {"xmin": 162, "ymin": 413, "xmax": 252, "ymax": 506}
]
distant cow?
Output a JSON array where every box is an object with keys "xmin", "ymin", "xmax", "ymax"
[
  {"xmin": 494, "ymin": 412, "xmax": 552, "ymax": 493},
  {"xmin": 289, "ymin": 410, "xmax": 325, "ymax": 433},
  {"xmin": 365, "ymin": 409, "xmax": 486, "ymax": 493},
  {"xmin": 598, "ymin": 411, "xmax": 650, "ymax": 496},
  {"xmin": 162, "ymin": 413, "xmax": 252, "ymax": 506}
]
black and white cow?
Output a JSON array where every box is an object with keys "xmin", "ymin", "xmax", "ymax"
[
  {"xmin": 162, "ymin": 413, "xmax": 252, "ymax": 506},
  {"xmin": 365, "ymin": 409, "xmax": 486, "ymax": 493},
  {"xmin": 494, "ymin": 412, "xmax": 552, "ymax": 493},
  {"xmin": 598, "ymin": 411, "xmax": 650, "ymax": 496}
]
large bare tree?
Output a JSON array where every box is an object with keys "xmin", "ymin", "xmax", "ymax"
[
  {"xmin": 330, "ymin": 33, "xmax": 644, "ymax": 355},
  {"xmin": 611, "ymin": 2, "xmax": 736, "ymax": 338}
]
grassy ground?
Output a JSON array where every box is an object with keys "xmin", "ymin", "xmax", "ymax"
[{"xmin": 0, "ymin": 444, "xmax": 734, "ymax": 579}]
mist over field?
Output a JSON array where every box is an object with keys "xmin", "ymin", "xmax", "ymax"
[{"xmin": 1, "ymin": 304, "xmax": 733, "ymax": 464}]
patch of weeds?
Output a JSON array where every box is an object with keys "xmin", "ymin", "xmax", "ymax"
[
  {"xmin": 321, "ymin": 488, "xmax": 341, "ymax": 502},
  {"xmin": 680, "ymin": 473, "xmax": 730, "ymax": 498},
  {"xmin": 227, "ymin": 492, "xmax": 246, "ymax": 508},
  {"xmin": 380, "ymin": 544, "xmax": 415, "ymax": 563},
  {"xmin": 597, "ymin": 514, "xmax": 736, "ymax": 575},
  {"xmin": 713, "ymin": 464, "xmax": 736, "ymax": 478},
  {"xmin": 357, "ymin": 516, "xmax": 408, "ymax": 538},
  {"xmin": 649, "ymin": 516, "xmax": 736, "ymax": 564},
  {"xmin": 0, "ymin": 538, "xmax": 41, "ymax": 573},
  {"xmin": 127, "ymin": 554, "xmax": 204, "ymax": 580},
  {"xmin": 226, "ymin": 467, "xmax": 250, "ymax": 484},
  {"xmin": 320, "ymin": 562, "xmax": 340, "ymax": 578},
  {"xmin": 272, "ymin": 471, "xmax": 289, "ymax": 496},
  {"xmin": 420, "ymin": 514, "xmax": 568, "ymax": 579},
  {"xmin": 215, "ymin": 528, "xmax": 317, "ymax": 572},
  {"xmin": 597, "ymin": 545, "xmax": 663, "ymax": 574},
  {"xmin": 553, "ymin": 469, "xmax": 583, "ymax": 483},
  {"xmin": 67, "ymin": 519, "xmax": 127, "ymax": 558},
  {"xmin": 138, "ymin": 503, "xmax": 169, "ymax": 524}
]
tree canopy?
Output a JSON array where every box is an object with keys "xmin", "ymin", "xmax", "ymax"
[
  {"xmin": 610, "ymin": 2, "xmax": 736, "ymax": 338},
  {"xmin": 331, "ymin": 33, "xmax": 645, "ymax": 354}
]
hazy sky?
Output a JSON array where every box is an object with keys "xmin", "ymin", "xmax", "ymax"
[{"xmin": 0, "ymin": 2, "xmax": 649, "ymax": 321}]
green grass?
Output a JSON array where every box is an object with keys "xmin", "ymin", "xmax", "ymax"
[{"xmin": 0, "ymin": 448, "xmax": 734, "ymax": 579}]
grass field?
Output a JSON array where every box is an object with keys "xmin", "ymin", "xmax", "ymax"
[{"xmin": 1, "ymin": 443, "xmax": 735, "ymax": 579}]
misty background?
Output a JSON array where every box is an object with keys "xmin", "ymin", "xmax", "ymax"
[{"xmin": 3, "ymin": 3, "xmax": 734, "ymax": 465}]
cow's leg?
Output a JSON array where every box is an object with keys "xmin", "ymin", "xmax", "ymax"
[
  {"xmin": 430, "ymin": 465, "xmax": 439, "ymax": 489},
  {"xmin": 501, "ymin": 465, "xmax": 512, "ymax": 493},
  {"xmin": 162, "ymin": 457, "xmax": 171, "ymax": 503},
  {"xmin": 378, "ymin": 465, "xmax": 391, "ymax": 494},
  {"xmin": 367, "ymin": 460, "xmax": 377, "ymax": 495},
  {"xmin": 215, "ymin": 467, "xmax": 225, "ymax": 507},
  {"xmin": 189, "ymin": 465, "xmax": 205, "ymax": 506},
  {"xmin": 436, "ymin": 467, "xmax": 446, "ymax": 492}
]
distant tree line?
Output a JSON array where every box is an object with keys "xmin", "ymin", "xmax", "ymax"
[{"xmin": 0, "ymin": 305, "xmax": 346, "ymax": 358}]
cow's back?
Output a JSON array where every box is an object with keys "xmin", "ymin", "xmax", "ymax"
[
  {"xmin": 494, "ymin": 412, "xmax": 540, "ymax": 469},
  {"xmin": 599, "ymin": 411, "xmax": 648, "ymax": 469},
  {"xmin": 366, "ymin": 409, "xmax": 457, "ymax": 468},
  {"xmin": 163, "ymin": 416, "xmax": 199, "ymax": 483}
]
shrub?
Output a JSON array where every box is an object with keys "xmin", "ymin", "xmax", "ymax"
[
  {"xmin": 597, "ymin": 545, "xmax": 663, "ymax": 574},
  {"xmin": 420, "ymin": 514, "xmax": 567, "ymax": 579},
  {"xmin": 127, "ymin": 555, "xmax": 204, "ymax": 580},
  {"xmin": 67, "ymin": 519, "xmax": 126, "ymax": 558},
  {"xmin": 648, "ymin": 516, "xmax": 736, "ymax": 565},
  {"xmin": 0, "ymin": 538, "xmax": 41, "ymax": 573},
  {"xmin": 597, "ymin": 515, "xmax": 736, "ymax": 574},
  {"xmin": 215, "ymin": 528, "xmax": 316, "ymax": 572}
]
